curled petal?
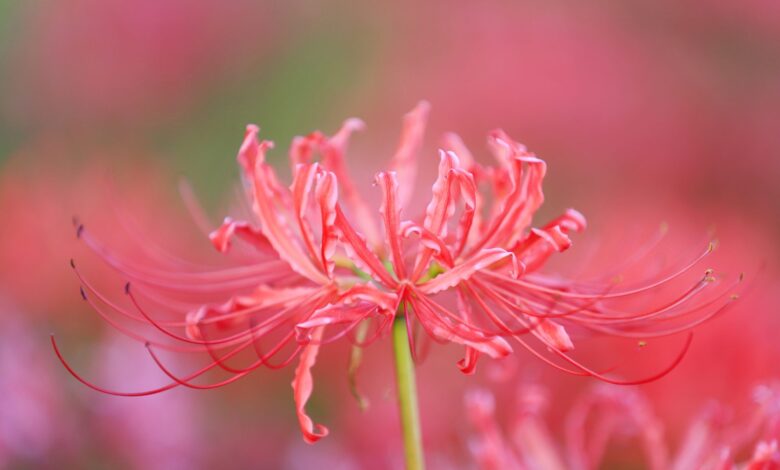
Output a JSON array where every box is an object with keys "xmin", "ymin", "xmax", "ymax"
[
  {"xmin": 294, "ymin": 285, "xmax": 396, "ymax": 342},
  {"xmin": 320, "ymin": 118, "xmax": 382, "ymax": 248},
  {"xmin": 422, "ymin": 150, "xmax": 459, "ymax": 238},
  {"xmin": 411, "ymin": 150, "xmax": 460, "ymax": 279},
  {"xmin": 554, "ymin": 208, "xmax": 587, "ymax": 232},
  {"xmin": 419, "ymin": 248, "xmax": 513, "ymax": 295},
  {"xmin": 327, "ymin": 118, "xmax": 365, "ymax": 150},
  {"xmin": 487, "ymin": 129, "xmax": 527, "ymax": 167},
  {"xmin": 209, "ymin": 217, "xmax": 272, "ymax": 253},
  {"xmin": 334, "ymin": 206, "xmax": 397, "ymax": 288},
  {"xmin": 237, "ymin": 285, "xmax": 319, "ymax": 309},
  {"xmin": 293, "ymin": 327, "xmax": 329, "ymax": 444},
  {"xmin": 294, "ymin": 285, "xmax": 396, "ymax": 343},
  {"xmin": 185, "ymin": 308, "xmax": 207, "ymax": 340},
  {"xmin": 452, "ymin": 168, "xmax": 478, "ymax": 256},
  {"xmin": 291, "ymin": 163, "xmax": 321, "ymax": 268},
  {"xmin": 185, "ymin": 286, "xmax": 316, "ymax": 341},
  {"xmin": 315, "ymin": 171, "xmax": 340, "ymax": 278},
  {"xmin": 442, "ymin": 132, "xmax": 477, "ymax": 170},
  {"xmin": 338, "ymin": 284, "xmax": 398, "ymax": 312},
  {"xmin": 498, "ymin": 156, "xmax": 547, "ymax": 249},
  {"xmin": 296, "ymin": 303, "xmax": 378, "ymax": 342},
  {"xmin": 290, "ymin": 131, "xmax": 325, "ymax": 168},
  {"xmin": 514, "ymin": 208, "xmax": 587, "ymax": 273},
  {"xmin": 428, "ymin": 322, "xmax": 512, "ymax": 362},
  {"xmin": 244, "ymin": 129, "xmax": 329, "ymax": 284},
  {"xmin": 237, "ymin": 124, "xmax": 270, "ymax": 172},
  {"xmin": 532, "ymin": 319, "xmax": 574, "ymax": 352},
  {"xmin": 457, "ymin": 346, "xmax": 481, "ymax": 375},
  {"xmin": 400, "ymin": 221, "xmax": 455, "ymax": 268},
  {"xmin": 184, "ymin": 299, "xmax": 247, "ymax": 341},
  {"xmin": 532, "ymin": 227, "xmax": 572, "ymax": 252},
  {"xmin": 471, "ymin": 130, "xmax": 548, "ymax": 254},
  {"xmin": 376, "ymin": 171, "xmax": 407, "ymax": 278}
]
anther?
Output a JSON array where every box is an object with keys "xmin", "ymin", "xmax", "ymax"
[
  {"xmin": 124, "ymin": 282, "xmax": 131, "ymax": 294},
  {"xmin": 79, "ymin": 287, "xmax": 87, "ymax": 300},
  {"xmin": 69, "ymin": 259, "xmax": 76, "ymax": 269}
]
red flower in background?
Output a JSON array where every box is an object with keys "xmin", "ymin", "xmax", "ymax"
[
  {"xmin": 465, "ymin": 382, "xmax": 780, "ymax": 470},
  {"xmin": 55, "ymin": 103, "xmax": 740, "ymax": 442},
  {"xmin": 6, "ymin": 0, "xmax": 277, "ymax": 129}
]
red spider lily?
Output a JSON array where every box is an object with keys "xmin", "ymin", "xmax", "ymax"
[
  {"xmin": 54, "ymin": 102, "xmax": 739, "ymax": 443},
  {"xmin": 465, "ymin": 382, "xmax": 780, "ymax": 470}
]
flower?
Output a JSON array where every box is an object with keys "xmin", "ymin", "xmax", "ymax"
[
  {"xmin": 465, "ymin": 382, "xmax": 780, "ymax": 470},
  {"xmin": 55, "ymin": 102, "xmax": 739, "ymax": 442}
]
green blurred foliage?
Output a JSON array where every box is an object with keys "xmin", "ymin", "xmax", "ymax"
[{"xmin": 156, "ymin": 18, "xmax": 377, "ymax": 208}]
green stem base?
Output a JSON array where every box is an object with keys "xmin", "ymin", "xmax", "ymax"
[{"xmin": 392, "ymin": 315, "xmax": 425, "ymax": 470}]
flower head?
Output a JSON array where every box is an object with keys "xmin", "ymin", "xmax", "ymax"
[{"xmin": 56, "ymin": 102, "xmax": 740, "ymax": 442}]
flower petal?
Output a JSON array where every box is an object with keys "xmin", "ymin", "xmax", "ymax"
[
  {"xmin": 320, "ymin": 118, "xmax": 383, "ymax": 248},
  {"xmin": 513, "ymin": 208, "xmax": 587, "ymax": 273},
  {"xmin": 442, "ymin": 132, "xmax": 477, "ymax": 170},
  {"xmin": 457, "ymin": 346, "xmax": 481, "ymax": 375},
  {"xmin": 419, "ymin": 248, "xmax": 514, "ymax": 295},
  {"xmin": 411, "ymin": 295, "xmax": 513, "ymax": 362},
  {"xmin": 241, "ymin": 127, "xmax": 329, "ymax": 284},
  {"xmin": 468, "ymin": 132, "xmax": 547, "ymax": 254},
  {"xmin": 289, "ymin": 131, "xmax": 325, "ymax": 168},
  {"xmin": 532, "ymin": 319, "xmax": 574, "ymax": 352},
  {"xmin": 334, "ymin": 206, "xmax": 397, "ymax": 288},
  {"xmin": 292, "ymin": 326, "xmax": 329, "ymax": 444},
  {"xmin": 376, "ymin": 171, "xmax": 407, "ymax": 279},
  {"xmin": 389, "ymin": 101, "xmax": 430, "ymax": 209},
  {"xmin": 315, "ymin": 171, "xmax": 340, "ymax": 278},
  {"xmin": 429, "ymin": 321, "xmax": 513, "ymax": 360},
  {"xmin": 209, "ymin": 217, "xmax": 272, "ymax": 253},
  {"xmin": 290, "ymin": 163, "xmax": 323, "ymax": 269},
  {"xmin": 411, "ymin": 150, "xmax": 459, "ymax": 279}
]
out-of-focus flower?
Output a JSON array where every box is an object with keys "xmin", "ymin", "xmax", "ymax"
[
  {"xmin": 0, "ymin": 300, "xmax": 76, "ymax": 467},
  {"xmin": 92, "ymin": 334, "xmax": 203, "ymax": 470},
  {"xmin": 5, "ymin": 0, "xmax": 278, "ymax": 129},
  {"xmin": 465, "ymin": 382, "xmax": 780, "ymax": 470},
  {"xmin": 365, "ymin": 0, "xmax": 780, "ymax": 200},
  {"xmin": 56, "ymin": 103, "xmax": 738, "ymax": 443}
]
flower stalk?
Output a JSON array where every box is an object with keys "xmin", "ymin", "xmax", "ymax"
[{"xmin": 393, "ymin": 312, "xmax": 425, "ymax": 470}]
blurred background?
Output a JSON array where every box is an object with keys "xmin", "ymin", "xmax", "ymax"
[{"xmin": 0, "ymin": 0, "xmax": 778, "ymax": 468}]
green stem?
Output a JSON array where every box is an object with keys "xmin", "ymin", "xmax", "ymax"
[{"xmin": 392, "ymin": 314, "xmax": 425, "ymax": 470}]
